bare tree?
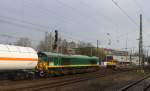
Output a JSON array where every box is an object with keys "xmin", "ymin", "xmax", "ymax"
[
  {"xmin": 15, "ymin": 37, "xmax": 31, "ymax": 47},
  {"xmin": 78, "ymin": 41, "xmax": 93, "ymax": 48},
  {"xmin": 37, "ymin": 41, "xmax": 47, "ymax": 51},
  {"xmin": 37, "ymin": 32, "xmax": 53, "ymax": 51},
  {"xmin": 68, "ymin": 41, "xmax": 77, "ymax": 48},
  {"xmin": 59, "ymin": 39, "xmax": 68, "ymax": 54},
  {"xmin": 62, "ymin": 39, "xmax": 68, "ymax": 48}
]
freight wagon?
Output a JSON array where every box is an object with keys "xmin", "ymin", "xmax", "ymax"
[{"xmin": 0, "ymin": 44, "xmax": 38, "ymax": 80}]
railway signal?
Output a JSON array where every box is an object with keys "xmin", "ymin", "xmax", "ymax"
[
  {"xmin": 53, "ymin": 30, "xmax": 58, "ymax": 50},
  {"xmin": 55, "ymin": 30, "xmax": 58, "ymax": 42}
]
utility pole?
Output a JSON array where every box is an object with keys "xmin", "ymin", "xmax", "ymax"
[
  {"xmin": 97, "ymin": 40, "xmax": 99, "ymax": 57},
  {"xmin": 125, "ymin": 39, "xmax": 128, "ymax": 62},
  {"xmin": 90, "ymin": 47, "xmax": 93, "ymax": 56},
  {"xmin": 97, "ymin": 40, "xmax": 101, "ymax": 65},
  {"xmin": 130, "ymin": 49, "xmax": 132, "ymax": 63},
  {"xmin": 49, "ymin": 32, "xmax": 53, "ymax": 52},
  {"xmin": 139, "ymin": 14, "xmax": 144, "ymax": 69},
  {"xmin": 53, "ymin": 30, "xmax": 58, "ymax": 52},
  {"xmin": 147, "ymin": 49, "xmax": 149, "ymax": 64},
  {"xmin": 45, "ymin": 31, "xmax": 48, "ymax": 51}
]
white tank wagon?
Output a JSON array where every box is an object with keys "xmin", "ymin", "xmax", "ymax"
[
  {"xmin": 0, "ymin": 44, "xmax": 38, "ymax": 80},
  {"xmin": 0, "ymin": 44, "xmax": 38, "ymax": 70}
]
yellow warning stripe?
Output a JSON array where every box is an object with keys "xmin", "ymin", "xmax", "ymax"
[{"xmin": 48, "ymin": 65, "xmax": 99, "ymax": 68}]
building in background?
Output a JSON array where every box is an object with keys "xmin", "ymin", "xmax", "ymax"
[{"xmin": 101, "ymin": 48, "xmax": 140, "ymax": 66}]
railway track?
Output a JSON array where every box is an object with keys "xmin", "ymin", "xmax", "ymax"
[
  {"xmin": 2, "ymin": 71, "xmax": 106, "ymax": 91},
  {"xmin": 17, "ymin": 73, "xmax": 105, "ymax": 91},
  {"xmin": 0, "ymin": 68, "xmax": 137, "ymax": 91},
  {"xmin": 0, "ymin": 68, "xmax": 135, "ymax": 91},
  {"xmin": 118, "ymin": 74, "xmax": 150, "ymax": 91}
]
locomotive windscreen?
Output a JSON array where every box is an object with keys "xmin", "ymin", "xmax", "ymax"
[{"xmin": 106, "ymin": 56, "xmax": 113, "ymax": 60}]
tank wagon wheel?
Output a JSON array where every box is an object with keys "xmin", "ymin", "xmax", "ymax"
[
  {"xmin": 27, "ymin": 73, "xmax": 35, "ymax": 80},
  {"xmin": 8, "ymin": 71, "xmax": 35, "ymax": 80},
  {"xmin": 8, "ymin": 73, "xmax": 16, "ymax": 80},
  {"xmin": 8, "ymin": 72, "xmax": 23, "ymax": 80}
]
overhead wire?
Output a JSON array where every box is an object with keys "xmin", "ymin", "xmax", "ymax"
[
  {"xmin": 0, "ymin": 33, "xmax": 40, "ymax": 43},
  {"xmin": 133, "ymin": 0, "xmax": 150, "ymax": 23},
  {"xmin": 0, "ymin": 0, "xmax": 139, "ymax": 48},
  {"xmin": 1, "ymin": 0, "xmax": 130, "ymax": 47},
  {"xmin": 57, "ymin": 0, "xmax": 138, "ymax": 46},
  {"xmin": 26, "ymin": 0, "xmax": 92, "ymax": 36},
  {"xmin": 0, "ymin": 15, "xmax": 49, "ymax": 30},
  {"xmin": 55, "ymin": 0, "xmax": 104, "ymax": 26},
  {"xmin": 0, "ymin": 33, "xmax": 40, "ymax": 42},
  {"xmin": 0, "ymin": 1, "xmax": 77, "ymax": 33},
  {"xmin": 55, "ymin": 0, "xmax": 135, "ymax": 47},
  {"xmin": 0, "ymin": 17, "xmax": 48, "ymax": 33},
  {"xmin": 13, "ymin": 0, "xmax": 103, "ymax": 45},
  {"xmin": 111, "ymin": 0, "xmax": 141, "ymax": 50},
  {"xmin": 76, "ymin": 1, "xmax": 139, "ymax": 50},
  {"xmin": 25, "ymin": 0, "xmax": 98, "ymax": 29},
  {"xmin": 132, "ymin": 0, "xmax": 150, "ymax": 40},
  {"xmin": 112, "ymin": 0, "xmax": 139, "ymax": 27},
  {"xmin": 0, "ymin": 16, "xmax": 97, "ymax": 46},
  {"xmin": 0, "ymin": 1, "xmax": 97, "ymax": 46},
  {"xmin": 112, "ymin": 0, "xmax": 150, "ymax": 49}
]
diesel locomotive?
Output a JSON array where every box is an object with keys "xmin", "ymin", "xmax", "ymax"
[{"xmin": 36, "ymin": 52, "xmax": 99, "ymax": 77}]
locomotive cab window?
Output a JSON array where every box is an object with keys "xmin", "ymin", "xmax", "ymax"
[
  {"xmin": 38, "ymin": 53, "xmax": 48, "ymax": 62},
  {"xmin": 48, "ymin": 57, "xmax": 54, "ymax": 66}
]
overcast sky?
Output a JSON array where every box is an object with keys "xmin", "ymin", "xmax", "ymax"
[{"xmin": 0, "ymin": 0, "xmax": 150, "ymax": 51}]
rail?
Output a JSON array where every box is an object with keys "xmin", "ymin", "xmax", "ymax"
[{"xmin": 118, "ymin": 74, "xmax": 150, "ymax": 91}]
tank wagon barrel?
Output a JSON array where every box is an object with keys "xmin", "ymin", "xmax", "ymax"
[{"xmin": 0, "ymin": 44, "xmax": 38, "ymax": 80}]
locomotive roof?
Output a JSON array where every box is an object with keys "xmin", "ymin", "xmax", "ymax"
[
  {"xmin": 38, "ymin": 52, "xmax": 62, "ymax": 57},
  {"xmin": 38, "ymin": 52, "xmax": 98, "ymax": 59}
]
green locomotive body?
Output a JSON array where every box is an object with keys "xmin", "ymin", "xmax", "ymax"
[{"xmin": 36, "ymin": 52, "xmax": 99, "ymax": 77}]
